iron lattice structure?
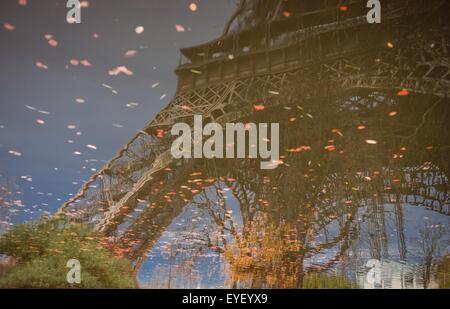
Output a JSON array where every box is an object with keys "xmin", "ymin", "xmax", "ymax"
[{"xmin": 59, "ymin": 0, "xmax": 450, "ymax": 234}]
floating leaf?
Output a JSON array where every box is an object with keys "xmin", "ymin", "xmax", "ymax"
[
  {"xmin": 109, "ymin": 66, "xmax": 133, "ymax": 76},
  {"xmin": 155, "ymin": 129, "xmax": 165, "ymax": 138},
  {"xmin": 35, "ymin": 62, "xmax": 48, "ymax": 70},
  {"xmin": 124, "ymin": 50, "xmax": 137, "ymax": 58},
  {"xmin": 4, "ymin": 23, "xmax": 15, "ymax": 31},
  {"xmin": 388, "ymin": 111, "xmax": 398, "ymax": 116},
  {"xmin": 397, "ymin": 89, "xmax": 409, "ymax": 97},
  {"xmin": 80, "ymin": 59, "xmax": 92, "ymax": 67},
  {"xmin": 9, "ymin": 150, "xmax": 22, "ymax": 157},
  {"xmin": 47, "ymin": 38, "xmax": 58, "ymax": 48},
  {"xmin": 135, "ymin": 26, "xmax": 144, "ymax": 34},
  {"xmin": 190, "ymin": 69, "xmax": 202, "ymax": 74},
  {"xmin": 175, "ymin": 24, "xmax": 186, "ymax": 32},
  {"xmin": 189, "ymin": 3, "xmax": 197, "ymax": 11},
  {"xmin": 325, "ymin": 145, "xmax": 336, "ymax": 152}
]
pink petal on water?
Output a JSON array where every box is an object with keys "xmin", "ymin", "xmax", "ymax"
[
  {"xmin": 4, "ymin": 23, "xmax": 15, "ymax": 31},
  {"xmin": 175, "ymin": 24, "xmax": 186, "ymax": 32},
  {"xmin": 135, "ymin": 26, "xmax": 144, "ymax": 34},
  {"xmin": 35, "ymin": 61, "xmax": 49, "ymax": 70}
]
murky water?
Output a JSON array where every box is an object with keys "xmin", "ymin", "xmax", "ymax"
[{"xmin": 114, "ymin": 91, "xmax": 449, "ymax": 289}]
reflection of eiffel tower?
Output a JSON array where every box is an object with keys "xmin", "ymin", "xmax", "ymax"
[{"xmin": 59, "ymin": 0, "xmax": 450, "ymax": 235}]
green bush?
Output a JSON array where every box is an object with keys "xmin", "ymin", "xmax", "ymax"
[
  {"xmin": 302, "ymin": 272, "xmax": 357, "ymax": 289},
  {"xmin": 0, "ymin": 218, "xmax": 136, "ymax": 288}
]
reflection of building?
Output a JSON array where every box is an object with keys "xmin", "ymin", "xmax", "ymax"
[
  {"xmin": 59, "ymin": 0, "xmax": 450, "ymax": 234},
  {"xmin": 357, "ymin": 259, "xmax": 438, "ymax": 289},
  {"xmin": 56, "ymin": 0, "xmax": 449, "ymax": 289}
]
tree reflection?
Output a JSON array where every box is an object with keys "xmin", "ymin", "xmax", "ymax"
[{"xmin": 113, "ymin": 89, "xmax": 448, "ymax": 289}]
